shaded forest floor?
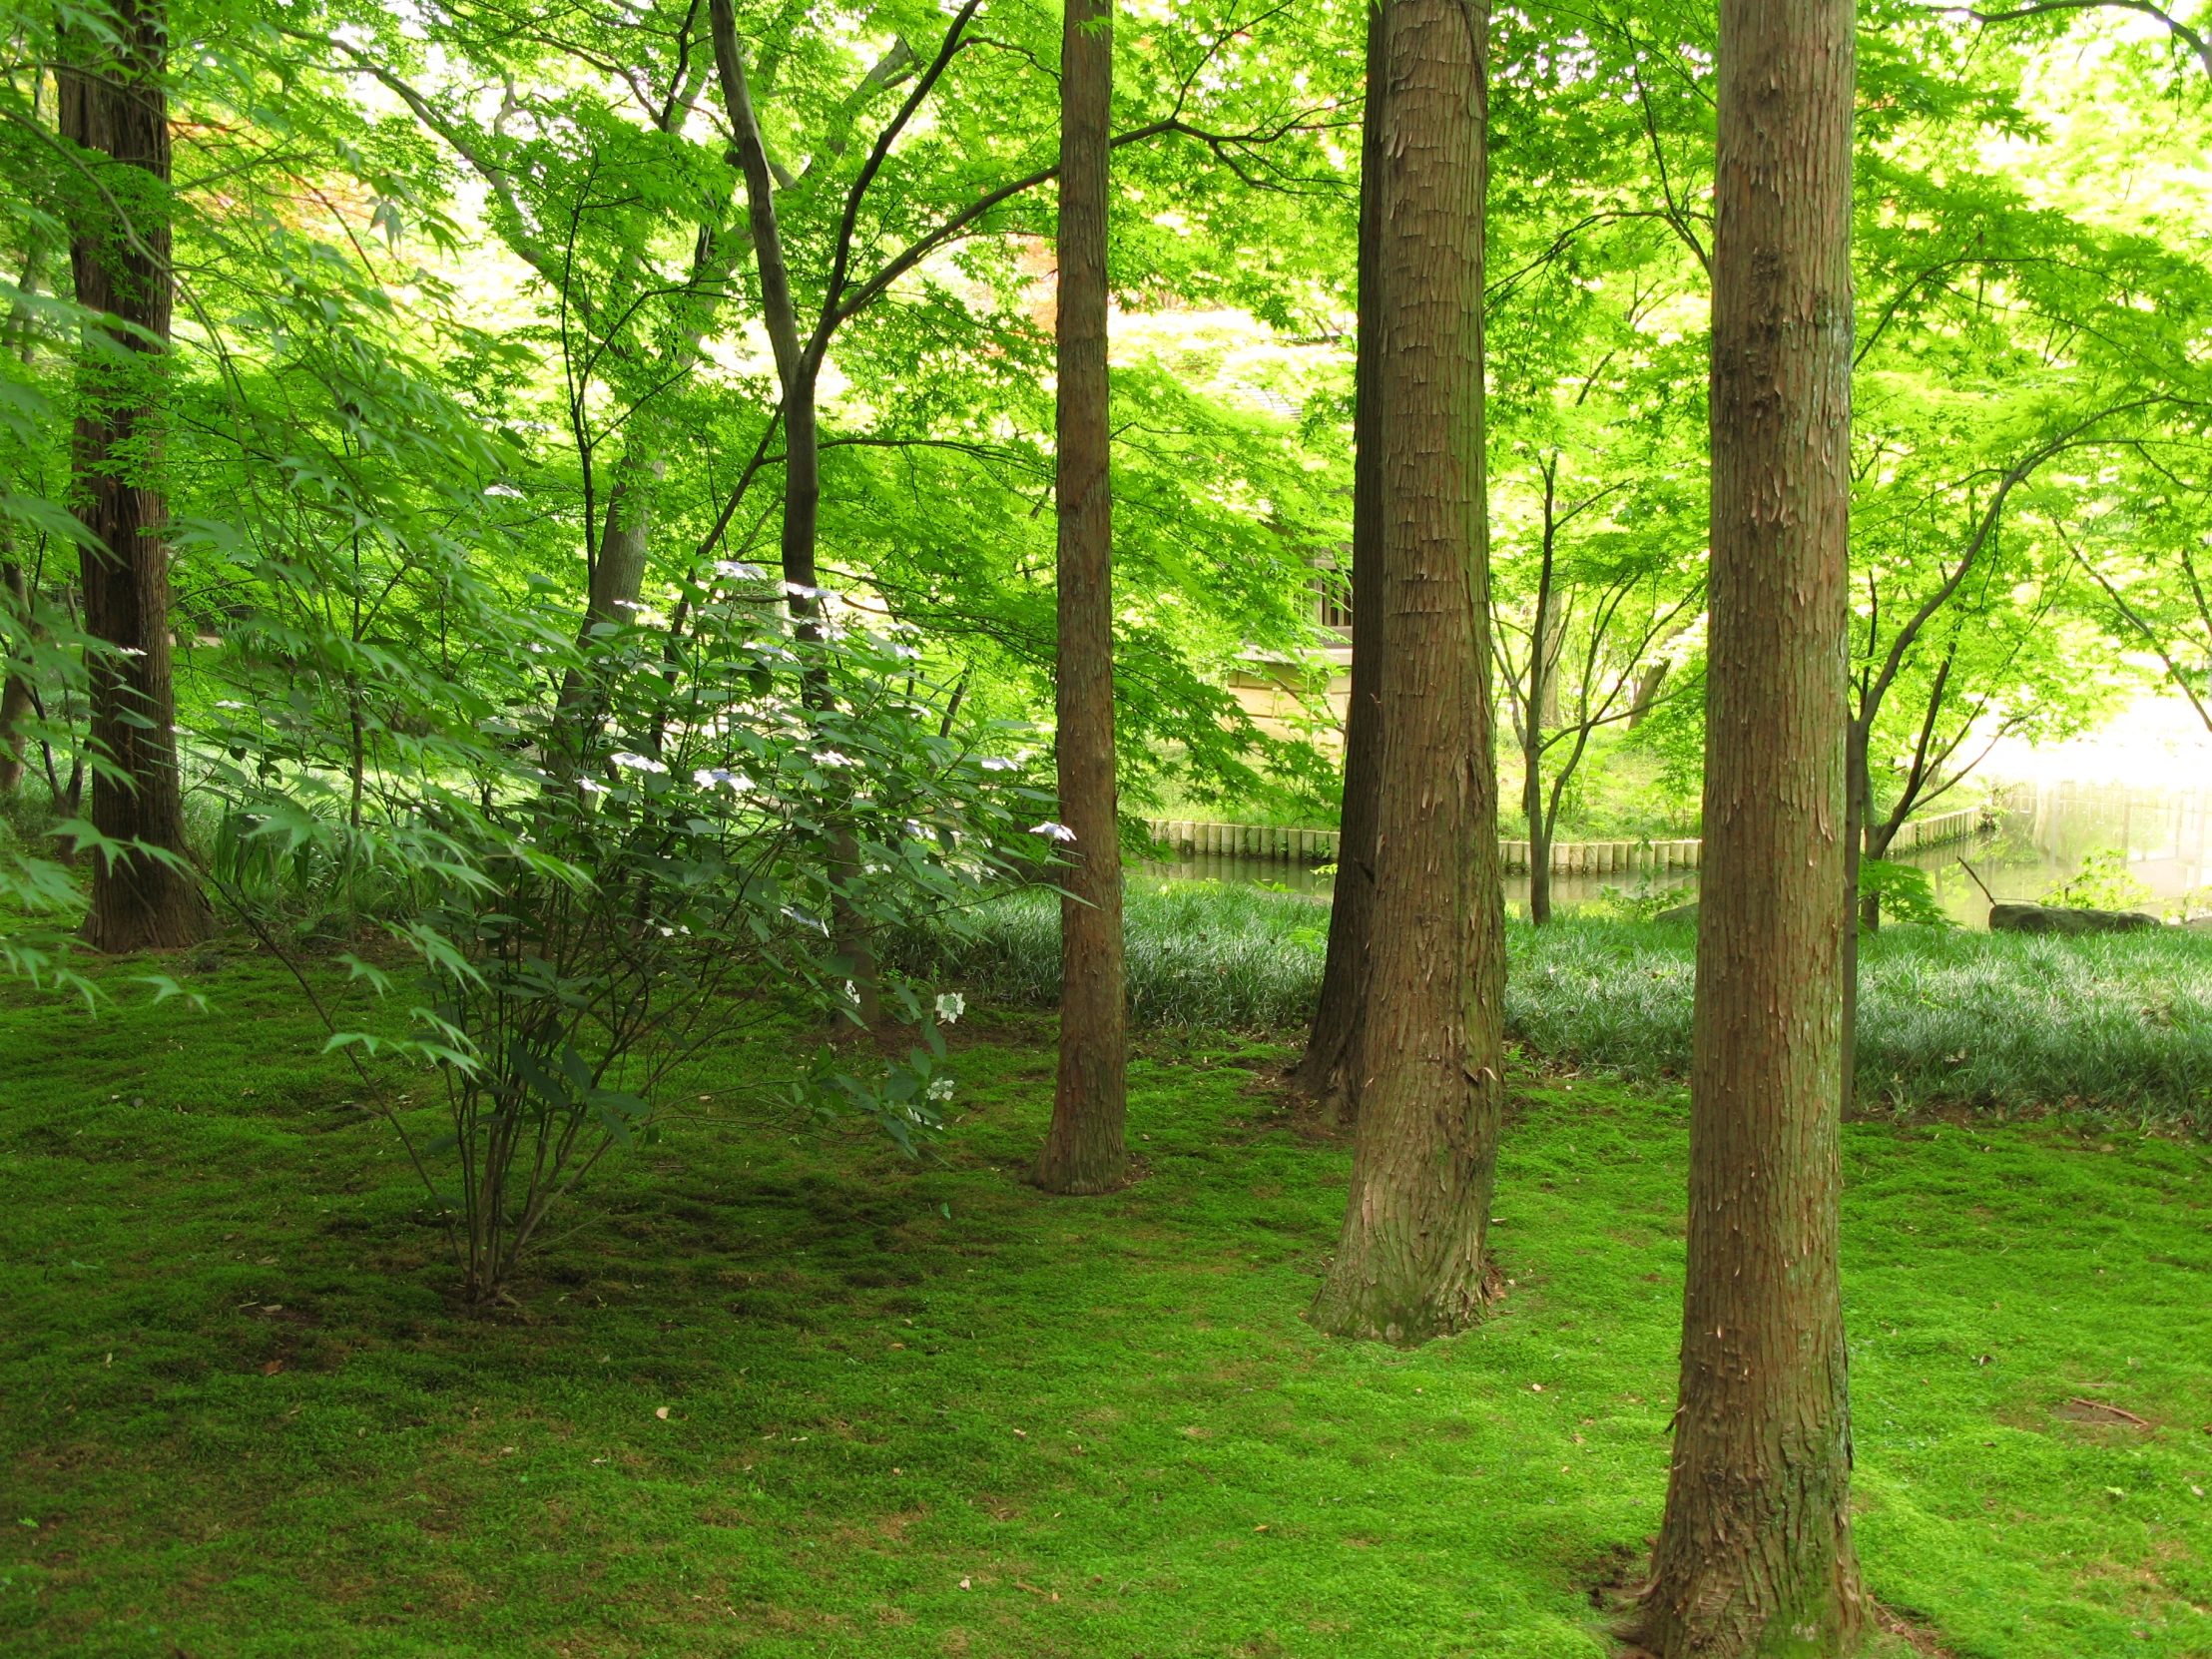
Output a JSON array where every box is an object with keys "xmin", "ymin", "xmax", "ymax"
[{"xmin": 2, "ymin": 958, "xmax": 2209, "ymax": 1657}]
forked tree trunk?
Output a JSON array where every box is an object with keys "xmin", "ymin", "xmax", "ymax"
[
  {"xmin": 711, "ymin": 3, "xmax": 879, "ymax": 1030},
  {"xmin": 1635, "ymin": 0, "xmax": 1864, "ymax": 1648},
  {"xmin": 1308, "ymin": 0, "xmax": 1502, "ymax": 1345},
  {"xmin": 1034, "ymin": 0, "xmax": 1126, "ymax": 1194},
  {"xmin": 1294, "ymin": 0, "xmax": 1389, "ymax": 1118},
  {"xmin": 60, "ymin": 0, "xmax": 207, "ymax": 952}
]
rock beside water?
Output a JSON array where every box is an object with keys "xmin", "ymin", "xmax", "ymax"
[{"xmin": 1988, "ymin": 902, "xmax": 2159, "ymax": 935}]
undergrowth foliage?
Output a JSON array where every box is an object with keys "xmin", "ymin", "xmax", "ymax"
[
  {"xmin": 898, "ymin": 885, "xmax": 2212, "ymax": 1128},
  {"xmin": 196, "ymin": 539, "xmax": 1047, "ymax": 1302}
]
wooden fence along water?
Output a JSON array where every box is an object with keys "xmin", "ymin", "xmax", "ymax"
[{"xmin": 1143, "ymin": 802, "xmax": 1990, "ymax": 873}]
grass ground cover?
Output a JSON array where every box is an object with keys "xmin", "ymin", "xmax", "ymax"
[
  {"xmin": 3, "ymin": 954, "xmax": 2209, "ymax": 1657},
  {"xmin": 897, "ymin": 887, "xmax": 2212, "ymax": 1127}
]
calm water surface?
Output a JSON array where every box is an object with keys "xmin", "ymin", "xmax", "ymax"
[{"xmin": 1137, "ymin": 782, "xmax": 2212, "ymax": 928}]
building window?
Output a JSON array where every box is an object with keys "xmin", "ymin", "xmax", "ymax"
[{"xmin": 1316, "ymin": 579, "xmax": 1353, "ymax": 632}]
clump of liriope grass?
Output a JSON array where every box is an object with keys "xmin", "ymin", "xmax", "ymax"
[
  {"xmin": 887, "ymin": 877, "xmax": 1332, "ymax": 1029},
  {"xmin": 896, "ymin": 885, "xmax": 2212, "ymax": 1128},
  {"xmin": 1511, "ymin": 917, "xmax": 2212, "ymax": 1127}
]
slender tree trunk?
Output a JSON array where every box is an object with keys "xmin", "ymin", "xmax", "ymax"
[
  {"xmin": 1034, "ymin": 0, "xmax": 1125, "ymax": 1194},
  {"xmin": 711, "ymin": 6, "xmax": 879, "ymax": 1030},
  {"xmin": 60, "ymin": 0, "xmax": 206, "ymax": 952},
  {"xmin": 1635, "ymin": 0, "xmax": 1864, "ymax": 1647},
  {"xmin": 0, "ymin": 259, "xmax": 45, "ymax": 795},
  {"xmin": 1536, "ymin": 604, "xmax": 1562, "ymax": 728},
  {"xmin": 585, "ymin": 446, "xmax": 661, "ymax": 627},
  {"xmin": 1524, "ymin": 489, "xmax": 1556, "ymax": 924},
  {"xmin": 1308, "ymin": 0, "xmax": 1502, "ymax": 1345},
  {"xmin": 1294, "ymin": 0, "xmax": 1388, "ymax": 1117},
  {"xmin": 1841, "ymin": 715, "xmax": 1870, "ymax": 1116},
  {"xmin": 0, "ymin": 560, "xmax": 34, "ymax": 793},
  {"xmin": 1628, "ymin": 659, "xmax": 1670, "ymax": 727}
]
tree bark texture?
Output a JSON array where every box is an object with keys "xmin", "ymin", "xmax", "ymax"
[
  {"xmin": 1034, "ymin": 0, "xmax": 1126, "ymax": 1195},
  {"xmin": 1308, "ymin": 0, "xmax": 1503, "ymax": 1345},
  {"xmin": 60, "ymin": 0, "xmax": 207, "ymax": 952},
  {"xmin": 1636, "ymin": 0, "xmax": 1865, "ymax": 1648},
  {"xmin": 1294, "ymin": 0, "xmax": 1389, "ymax": 1118}
]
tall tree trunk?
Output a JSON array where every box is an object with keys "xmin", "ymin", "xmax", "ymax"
[
  {"xmin": 1634, "ymin": 0, "xmax": 1864, "ymax": 1647},
  {"xmin": 1308, "ymin": 0, "xmax": 1501, "ymax": 1345},
  {"xmin": 1293, "ymin": 0, "xmax": 1388, "ymax": 1117},
  {"xmin": 60, "ymin": 0, "xmax": 207, "ymax": 952},
  {"xmin": 1034, "ymin": 0, "xmax": 1125, "ymax": 1194}
]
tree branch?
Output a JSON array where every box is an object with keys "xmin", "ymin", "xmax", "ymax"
[{"xmin": 1931, "ymin": 0, "xmax": 2212, "ymax": 76}]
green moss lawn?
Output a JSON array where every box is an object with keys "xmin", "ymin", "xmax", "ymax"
[{"xmin": 3, "ymin": 956, "xmax": 2210, "ymax": 1657}]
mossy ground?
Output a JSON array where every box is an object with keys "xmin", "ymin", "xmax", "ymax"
[{"xmin": 2, "ymin": 954, "xmax": 2209, "ymax": 1657}]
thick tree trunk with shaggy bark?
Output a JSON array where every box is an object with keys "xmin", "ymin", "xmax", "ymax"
[
  {"xmin": 1635, "ymin": 0, "xmax": 1865, "ymax": 1648},
  {"xmin": 61, "ymin": 0, "xmax": 206, "ymax": 952},
  {"xmin": 1034, "ymin": 0, "xmax": 1126, "ymax": 1194},
  {"xmin": 1294, "ymin": 0, "xmax": 1388, "ymax": 1119},
  {"xmin": 1308, "ymin": 0, "xmax": 1503, "ymax": 1345}
]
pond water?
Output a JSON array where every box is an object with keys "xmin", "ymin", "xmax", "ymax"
[{"xmin": 1135, "ymin": 781, "xmax": 2212, "ymax": 927}]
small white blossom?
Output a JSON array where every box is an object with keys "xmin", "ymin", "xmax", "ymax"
[
  {"xmin": 813, "ymin": 750, "xmax": 853, "ymax": 769},
  {"xmin": 693, "ymin": 768, "xmax": 755, "ymax": 792},
  {"xmin": 784, "ymin": 581, "xmax": 828, "ymax": 599},
  {"xmin": 979, "ymin": 756, "xmax": 1020, "ymax": 772},
  {"xmin": 578, "ymin": 778, "xmax": 612, "ymax": 796},
  {"xmin": 215, "ymin": 700, "xmax": 249, "ymax": 711},
  {"xmin": 934, "ymin": 992, "xmax": 965, "ymax": 1025},
  {"xmin": 714, "ymin": 560, "xmax": 768, "ymax": 581},
  {"xmin": 926, "ymin": 1075, "xmax": 956, "ymax": 1101},
  {"xmin": 609, "ymin": 752, "xmax": 669, "ymax": 774},
  {"xmin": 1029, "ymin": 821, "xmax": 1077, "ymax": 842},
  {"xmin": 484, "ymin": 483, "xmax": 524, "ymax": 498}
]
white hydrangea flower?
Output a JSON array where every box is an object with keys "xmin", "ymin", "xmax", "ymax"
[
  {"xmin": 813, "ymin": 750, "xmax": 854, "ymax": 768},
  {"xmin": 714, "ymin": 560, "xmax": 768, "ymax": 581},
  {"xmin": 1029, "ymin": 821, "xmax": 1077, "ymax": 842},
  {"xmin": 926, "ymin": 1075, "xmax": 956, "ymax": 1101},
  {"xmin": 693, "ymin": 768, "xmax": 755, "ymax": 792},
  {"xmin": 934, "ymin": 992, "xmax": 965, "ymax": 1024},
  {"xmin": 609, "ymin": 752, "xmax": 668, "ymax": 774},
  {"xmin": 979, "ymin": 756, "xmax": 1020, "ymax": 772},
  {"xmin": 578, "ymin": 777, "xmax": 612, "ymax": 796}
]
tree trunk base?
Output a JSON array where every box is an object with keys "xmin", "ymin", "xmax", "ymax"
[
  {"xmin": 1308, "ymin": 1250, "xmax": 1498, "ymax": 1346},
  {"xmin": 82, "ymin": 857, "xmax": 209, "ymax": 953}
]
